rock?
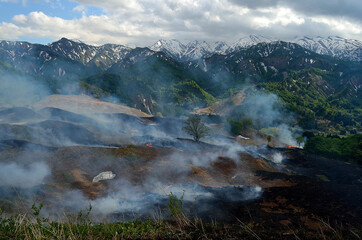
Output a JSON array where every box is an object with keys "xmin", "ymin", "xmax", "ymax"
[{"xmin": 92, "ymin": 171, "xmax": 116, "ymax": 183}]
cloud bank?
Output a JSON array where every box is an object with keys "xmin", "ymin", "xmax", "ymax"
[{"xmin": 0, "ymin": 0, "xmax": 361, "ymax": 45}]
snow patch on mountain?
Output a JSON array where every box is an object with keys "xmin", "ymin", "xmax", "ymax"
[
  {"xmin": 292, "ymin": 36, "xmax": 362, "ymax": 61},
  {"xmin": 150, "ymin": 39, "xmax": 186, "ymax": 60},
  {"xmin": 230, "ymin": 35, "xmax": 275, "ymax": 52},
  {"xmin": 49, "ymin": 38, "xmax": 132, "ymax": 69},
  {"xmin": 150, "ymin": 39, "xmax": 229, "ymax": 61},
  {"xmin": 149, "ymin": 35, "xmax": 361, "ymax": 62}
]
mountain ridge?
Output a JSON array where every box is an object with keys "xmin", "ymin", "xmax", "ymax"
[
  {"xmin": 149, "ymin": 35, "xmax": 362, "ymax": 61},
  {"xmin": 0, "ymin": 37, "xmax": 360, "ymax": 134},
  {"xmin": 1, "ymin": 35, "xmax": 361, "ymax": 64},
  {"xmin": 0, "ymin": 35, "xmax": 360, "ymax": 79}
]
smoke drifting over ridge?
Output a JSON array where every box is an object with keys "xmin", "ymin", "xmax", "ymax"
[
  {"xmin": 230, "ymin": 90, "xmax": 302, "ymax": 146},
  {"xmin": 0, "ymin": 73, "xmax": 50, "ymax": 107}
]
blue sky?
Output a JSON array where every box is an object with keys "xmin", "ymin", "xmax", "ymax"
[
  {"xmin": 1, "ymin": 1, "xmax": 75, "ymax": 43},
  {"xmin": 0, "ymin": 0, "xmax": 105, "ymax": 21},
  {"xmin": 0, "ymin": 0, "xmax": 104, "ymax": 44},
  {"xmin": 0, "ymin": 0, "xmax": 361, "ymax": 46},
  {"xmin": 1, "ymin": 1, "xmax": 75, "ymax": 21}
]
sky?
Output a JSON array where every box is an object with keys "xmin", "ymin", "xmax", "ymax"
[{"xmin": 0, "ymin": 0, "xmax": 361, "ymax": 46}]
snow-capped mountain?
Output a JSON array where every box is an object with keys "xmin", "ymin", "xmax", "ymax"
[
  {"xmin": 0, "ymin": 38, "xmax": 165, "ymax": 80},
  {"xmin": 0, "ymin": 38, "xmax": 133, "ymax": 73},
  {"xmin": 150, "ymin": 39, "xmax": 186, "ymax": 61},
  {"xmin": 209, "ymin": 41, "xmax": 230, "ymax": 54},
  {"xmin": 150, "ymin": 35, "xmax": 362, "ymax": 62},
  {"xmin": 0, "ymin": 40, "xmax": 33, "ymax": 63},
  {"xmin": 149, "ymin": 35, "xmax": 275, "ymax": 61},
  {"xmin": 0, "ymin": 35, "xmax": 361, "ymax": 81},
  {"xmin": 292, "ymin": 36, "xmax": 362, "ymax": 61},
  {"xmin": 49, "ymin": 38, "xmax": 132, "ymax": 70},
  {"xmin": 185, "ymin": 40, "xmax": 361, "ymax": 99},
  {"xmin": 183, "ymin": 40, "xmax": 213, "ymax": 60},
  {"xmin": 150, "ymin": 39, "xmax": 230, "ymax": 61},
  {"xmin": 230, "ymin": 35, "xmax": 275, "ymax": 52}
]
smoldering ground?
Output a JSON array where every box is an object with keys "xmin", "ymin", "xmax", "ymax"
[
  {"xmin": 34, "ymin": 146, "xmax": 264, "ymax": 221},
  {"xmin": 0, "ymin": 67, "xmax": 300, "ymax": 222},
  {"xmin": 0, "ymin": 106, "xmax": 267, "ymax": 221},
  {"xmin": 0, "ymin": 92, "xmax": 296, "ymax": 222}
]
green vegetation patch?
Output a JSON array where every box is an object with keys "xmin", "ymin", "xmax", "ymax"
[
  {"xmin": 305, "ymin": 134, "xmax": 362, "ymax": 164},
  {"xmin": 257, "ymin": 68, "xmax": 361, "ymax": 134}
]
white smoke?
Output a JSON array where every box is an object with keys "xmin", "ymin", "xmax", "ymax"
[
  {"xmin": 0, "ymin": 73, "xmax": 50, "ymax": 107},
  {"xmin": 0, "ymin": 162, "xmax": 50, "ymax": 188},
  {"xmin": 271, "ymin": 152, "xmax": 284, "ymax": 164},
  {"xmin": 232, "ymin": 90, "xmax": 302, "ymax": 146}
]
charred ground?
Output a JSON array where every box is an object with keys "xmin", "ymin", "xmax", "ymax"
[{"xmin": 0, "ymin": 96, "xmax": 360, "ymax": 239}]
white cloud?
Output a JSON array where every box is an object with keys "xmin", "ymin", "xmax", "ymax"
[
  {"xmin": 73, "ymin": 5, "xmax": 86, "ymax": 12},
  {"xmin": 0, "ymin": 0, "xmax": 27, "ymax": 6},
  {"xmin": 0, "ymin": 11, "xmax": 144, "ymax": 44},
  {"xmin": 0, "ymin": 0, "xmax": 361, "ymax": 45},
  {"xmin": 311, "ymin": 17, "xmax": 362, "ymax": 35},
  {"xmin": 253, "ymin": 7, "xmax": 305, "ymax": 28}
]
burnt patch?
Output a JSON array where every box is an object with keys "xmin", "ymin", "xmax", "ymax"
[
  {"xmin": 211, "ymin": 156, "xmax": 237, "ymax": 176},
  {"xmin": 0, "ymin": 139, "xmax": 57, "ymax": 152},
  {"xmin": 0, "ymin": 107, "xmax": 42, "ymax": 123},
  {"xmin": 70, "ymin": 169, "xmax": 106, "ymax": 200},
  {"xmin": 29, "ymin": 120, "xmax": 100, "ymax": 146},
  {"xmin": 231, "ymin": 173, "xmax": 362, "ymax": 228},
  {"xmin": 38, "ymin": 107, "xmax": 95, "ymax": 124}
]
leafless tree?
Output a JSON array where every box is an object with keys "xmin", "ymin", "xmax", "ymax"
[{"xmin": 183, "ymin": 116, "xmax": 210, "ymax": 142}]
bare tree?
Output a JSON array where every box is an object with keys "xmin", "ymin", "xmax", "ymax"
[{"xmin": 183, "ymin": 116, "xmax": 210, "ymax": 142}]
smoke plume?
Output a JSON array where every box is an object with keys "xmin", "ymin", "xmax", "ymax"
[{"xmin": 0, "ymin": 162, "xmax": 50, "ymax": 188}]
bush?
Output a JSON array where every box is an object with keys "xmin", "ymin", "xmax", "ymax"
[{"xmin": 229, "ymin": 118, "xmax": 253, "ymax": 136}]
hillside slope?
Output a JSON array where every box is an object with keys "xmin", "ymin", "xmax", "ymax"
[{"xmin": 33, "ymin": 94, "xmax": 151, "ymax": 117}]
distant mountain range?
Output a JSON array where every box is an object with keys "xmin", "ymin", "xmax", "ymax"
[
  {"xmin": 0, "ymin": 36, "xmax": 360, "ymax": 98},
  {"xmin": 0, "ymin": 35, "xmax": 360, "ymax": 81},
  {"xmin": 0, "ymin": 36, "xmax": 361, "ymax": 134},
  {"xmin": 150, "ymin": 35, "xmax": 362, "ymax": 62}
]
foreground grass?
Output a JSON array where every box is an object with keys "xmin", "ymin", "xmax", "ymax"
[
  {"xmin": 0, "ymin": 208, "xmax": 361, "ymax": 240},
  {"xmin": 0, "ymin": 196, "xmax": 360, "ymax": 239}
]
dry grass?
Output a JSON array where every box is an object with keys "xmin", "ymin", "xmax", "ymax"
[
  {"xmin": 0, "ymin": 206, "xmax": 361, "ymax": 240},
  {"xmin": 33, "ymin": 94, "xmax": 151, "ymax": 117},
  {"xmin": 193, "ymin": 90, "xmax": 246, "ymax": 116}
]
